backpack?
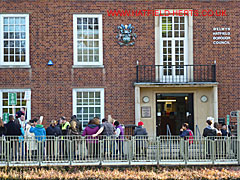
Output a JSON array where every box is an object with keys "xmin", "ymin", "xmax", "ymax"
[{"xmin": 187, "ymin": 129, "xmax": 194, "ymax": 144}]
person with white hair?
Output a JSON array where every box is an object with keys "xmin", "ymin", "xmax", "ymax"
[{"xmin": 203, "ymin": 117, "xmax": 217, "ymax": 137}]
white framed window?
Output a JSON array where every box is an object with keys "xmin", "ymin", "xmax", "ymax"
[
  {"xmin": 0, "ymin": 89, "xmax": 31, "ymax": 121},
  {"xmin": 73, "ymin": 88, "xmax": 104, "ymax": 129},
  {"xmin": 0, "ymin": 14, "xmax": 30, "ymax": 66},
  {"xmin": 73, "ymin": 14, "xmax": 103, "ymax": 66},
  {"xmin": 160, "ymin": 16, "xmax": 188, "ymax": 78}
]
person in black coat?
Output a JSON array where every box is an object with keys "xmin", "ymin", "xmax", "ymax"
[
  {"xmin": 5, "ymin": 115, "xmax": 21, "ymax": 136},
  {"xmin": 0, "ymin": 118, "xmax": 7, "ymax": 156},
  {"xmin": 5, "ymin": 115, "xmax": 21, "ymax": 159},
  {"xmin": 0, "ymin": 118, "xmax": 7, "ymax": 136},
  {"xmin": 134, "ymin": 121, "xmax": 148, "ymax": 158},
  {"xmin": 46, "ymin": 120, "xmax": 62, "ymax": 157},
  {"xmin": 203, "ymin": 118, "xmax": 216, "ymax": 157},
  {"xmin": 46, "ymin": 120, "xmax": 62, "ymax": 136},
  {"xmin": 203, "ymin": 119, "xmax": 217, "ymax": 137}
]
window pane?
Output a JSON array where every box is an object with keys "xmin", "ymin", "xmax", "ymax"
[
  {"xmin": 2, "ymin": 16, "xmax": 27, "ymax": 64},
  {"xmin": 95, "ymin": 92, "xmax": 100, "ymax": 98},
  {"xmin": 95, "ymin": 107, "xmax": 100, "ymax": 113},
  {"xmin": 1, "ymin": 91, "xmax": 28, "ymax": 117},
  {"xmin": 75, "ymin": 16, "xmax": 101, "ymax": 64},
  {"xmin": 75, "ymin": 90, "xmax": 102, "ymax": 129}
]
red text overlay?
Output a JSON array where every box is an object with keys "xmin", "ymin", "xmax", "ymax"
[{"xmin": 107, "ymin": 9, "xmax": 227, "ymax": 17}]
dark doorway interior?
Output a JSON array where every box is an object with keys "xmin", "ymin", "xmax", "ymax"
[{"xmin": 156, "ymin": 93, "xmax": 194, "ymax": 136}]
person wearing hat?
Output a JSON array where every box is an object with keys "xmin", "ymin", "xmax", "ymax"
[
  {"xmin": 134, "ymin": 122, "xmax": 148, "ymax": 136},
  {"xmin": 134, "ymin": 121, "xmax": 148, "ymax": 158},
  {"xmin": 60, "ymin": 116, "xmax": 70, "ymax": 135}
]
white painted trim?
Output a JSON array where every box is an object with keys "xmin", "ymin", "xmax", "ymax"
[
  {"xmin": 0, "ymin": 14, "xmax": 30, "ymax": 66},
  {"xmin": 155, "ymin": 9, "xmax": 193, "ymax": 69},
  {"xmin": 135, "ymin": 86, "xmax": 141, "ymax": 125},
  {"xmin": 72, "ymin": 88, "xmax": 105, "ymax": 126},
  {"xmin": 0, "ymin": 89, "xmax": 31, "ymax": 121},
  {"xmin": 213, "ymin": 86, "xmax": 218, "ymax": 121},
  {"xmin": 73, "ymin": 14, "xmax": 103, "ymax": 66}
]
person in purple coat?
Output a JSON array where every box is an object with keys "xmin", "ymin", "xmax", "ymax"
[
  {"xmin": 82, "ymin": 118, "xmax": 100, "ymax": 158},
  {"xmin": 114, "ymin": 121, "xmax": 124, "ymax": 157}
]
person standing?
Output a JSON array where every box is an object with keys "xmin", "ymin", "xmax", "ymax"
[
  {"xmin": 0, "ymin": 118, "xmax": 7, "ymax": 159},
  {"xmin": 29, "ymin": 120, "xmax": 46, "ymax": 141},
  {"xmin": 221, "ymin": 124, "xmax": 231, "ymax": 137},
  {"xmin": 180, "ymin": 123, "xmax": 194, "ymax": 140},
  {"xmin": 68, "ymin": 120, "xmax": 80, "ymax": 136},
  {"xmin": 214, "ymin": 122, "xmax": 222, "ymax": 136},
  {"xmin": 5, "ymin": 115, "xmax": 22, "ymax": 160},
  {"xmin": 25, "ymin": 119, "xmax": 38, "ymax": 160},
  {"xmin": 203, "ymin": 118, "xmax": 216, "ymax": 157},
  {"xmin": 59, "ymin": 116, "xmax": 70, "ymax": 159},
  {"xmin": 0, "ymin": 118, "xmax": 7, "ymax": 136},
  {"xmin": 114, "ymin": 121, "xmax": 124, "ymax": 157},
  {"xmin": 134, "ymin": 121, "xmax": 148, "ymax": 158},
  {"xmin": 16, "ymin": 107, "xmax": 25, "ymax": 119},
  {"xmin": 92, "ymin": 118, "xmax": 116, "ymax": 157},
  {"xmin": 203, "ymin": 119, "xmax": 217, "ymax": 137},
  {"xmin": 46, "ymin": 120, "xmax": 61, "ymax": 159},
  {"xmin": 82, "ymin": 119, "xmax": 100, "ymax": 158},
  {"xmin": 15, "ymin": 114, "xmax": 26, "ymax": 130},
  {"xmin": 29, "ymin": 119, "xmax": 46, "ymax": 159},
  {"xmin": 70, "ymin": 115, "xmax": 82, "ymax": 134},
  {"xmin": 60, "ymin": 116, "xmax": 70, "ymax": 136},
  {"xmin": 46, "ymin": 120, "xmax": 62, "ymax": 136}
]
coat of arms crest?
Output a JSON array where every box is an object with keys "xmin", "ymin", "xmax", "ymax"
[{"xmin": 116, "ymin": 24, "xmax": 137, "ymax": 46}]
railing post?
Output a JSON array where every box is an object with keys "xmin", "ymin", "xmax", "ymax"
[
  {"xmin": 6, "ymin": 141, "xmax": 9, "ymax": 166},
  {"xmin": 184, "ymin": 140, "xmax": 188, "ymax": 165},
  {"xmin": 238, "ymin": 140, "xmax": 240, "ymax": 164},
  {"xmin": 99, "ymin": 139, "xmax": 103, "ymax": 166},
  {"xmin": 69, "ymin": 139, "xmax": 72, "ymax": 165},
  {"xmin": 157, "ymin": 137, "xmax": 160, "ymax": 166},
  {"xmin": 211, "ymin": 140, "xmax": 215, "ymax": 165},
  {"xmin": 129, "ymin": 137, "xmax": 133, "ymax": 165},
  {"xmin": 212, "ymin": 64, "xmax": 216, "ymax": 82},
  {"xmin": 37, "ymin": 141, "xmax": 41, "ymax": 166}
]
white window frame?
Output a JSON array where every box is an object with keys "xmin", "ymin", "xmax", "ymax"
[
  {"xmin": 0, "ymin": 14, "xmax": 30, "ymax": 66},
  {"xmin": 72, "ymin": 88, "xmax": 104, "ymax": 129},
  {"xmin": 155, "ymin": 10, "xmax": 193, "ymax": 82},
  {"xmin": 159, "ymin": 16, "xmax": 188, "ymax": 80},
  {"xmin": 0, "ymin": 89, "xmax": 31, "ymax": 121},
  {"xmin": 73, "ymin": 14, "xmax": 103, "ymax": 66}
]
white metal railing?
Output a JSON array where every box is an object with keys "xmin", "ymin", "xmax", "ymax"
[{"xmin": 0, "ymin": 135, "xmax": 239, "ymax": 166}]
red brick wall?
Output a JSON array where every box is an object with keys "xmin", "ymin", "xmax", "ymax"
[{"xmin": 0, "ymin": 0, "xmax": 239, "ymax": 125}]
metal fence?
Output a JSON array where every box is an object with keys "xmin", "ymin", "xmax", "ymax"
[{"xmin": 0, "ymin": 135, "xmax": 239, "ymax": 166}]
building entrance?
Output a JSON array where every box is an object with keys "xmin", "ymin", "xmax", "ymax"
[{"xmin": 156, "ymin": 93, "xmax": 194, "ymax": 135}]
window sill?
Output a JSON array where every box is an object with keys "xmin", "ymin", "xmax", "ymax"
[
  {"xmin": 72, "ymin": 65, "xmax": 104, "ymax": 69},
  {"xmin": 0, "ymin": 65, "xmax": 31, "ymax": 69}
]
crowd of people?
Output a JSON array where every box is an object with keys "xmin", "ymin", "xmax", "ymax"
[
  {"xmin": 2, "ymin": 107, "xmax": 231, "ymax": 159},
  {"xmin": 180, "ymin": 117, "xmax": 232, "ymax": 140},
  {"xmin": 0, "ymin": 107, "xmax": 149, "ymax": 158}
]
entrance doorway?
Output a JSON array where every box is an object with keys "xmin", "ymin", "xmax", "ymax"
[{"xmin": 156, "ymin": 93, "xmax": 194, "ymax": 136}]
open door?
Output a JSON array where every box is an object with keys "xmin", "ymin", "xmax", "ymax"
[{"xmin": 156, "ymin": 93, "xmax": 194, "ymax": 136}]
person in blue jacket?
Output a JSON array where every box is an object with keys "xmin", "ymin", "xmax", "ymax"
[
  {"xmin": 30, "ymin": 120, "xmax": 46, "ymax": 142},
  {"xmin": 29, "ymin": 119, "xmax": 46, "ymax": 156},
  {"xmin": 180, "ymin": 123, "xmax": 193, "ymax": 138}
]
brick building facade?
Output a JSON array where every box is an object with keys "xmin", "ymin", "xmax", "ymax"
[{"xmin": 0, "ymin": 0, "xmax": 239, "ymax": 135}]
